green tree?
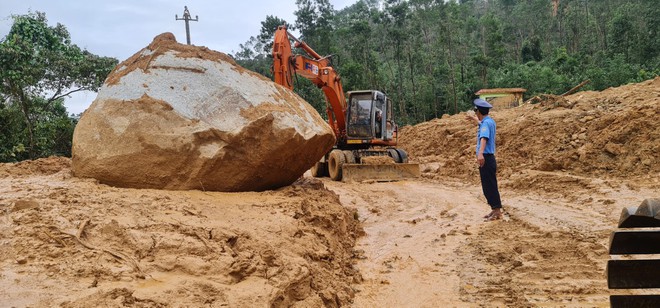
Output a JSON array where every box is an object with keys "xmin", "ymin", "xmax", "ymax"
[
  {"xmin": 292, "ymin": 0, "xmax": 337, "ymax": 115},
  {"xmin": 295, "ymin": 0, "xmax": 335, "ymax": 55},
  {"xmin": 232, "ymin": 16, "xmax": 290, "ymax": 78},
  {"xmin": 233, "ymin": 36, "xmax": 273, "ymax": 78},
  {"xmin": 521, "ymin": 36, "xmax": 542, "ymax": 63},
  {"xmin": 637, "ymin": 0, "xmax": 660, "ymax": 68},
  {"xmin": 381, "ymin": 0, "xmax": 412, "ymax": 121},
  {"xmin": 0, "ymin": 12, "xmax": 117, "ymax": 161},
  {"xmin": 334, "ymin": 0, "xmax": 379, "ymax": 91},
  {"xmin": 608, "ymin": 7, "xmax": 635, "ymax": 61},
  {"xmin": 236, "ymin": 0, "xmax": 658, "ymax": 125},
  {"xmin": 257, "ymin": 15, "xmax": 293, "ymax": 54}
]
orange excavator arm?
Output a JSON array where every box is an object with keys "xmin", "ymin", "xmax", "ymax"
[{"xmin": 272, "ymin": 25, "xmax": 347, "ymax": 141}]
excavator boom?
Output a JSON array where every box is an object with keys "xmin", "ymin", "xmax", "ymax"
[{"xmin": 272, "ymin": 26, "xmax": 347, "ymax": 141}]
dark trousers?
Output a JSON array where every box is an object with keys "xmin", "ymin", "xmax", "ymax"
[{"xmin": 479, "ymin": 154, "xmax": 502, "ymax": 209}]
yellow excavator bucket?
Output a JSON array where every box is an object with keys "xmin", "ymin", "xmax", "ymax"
[{"xmin": 341, "ymin": 163, "xmax": 420, "ymax": 182}]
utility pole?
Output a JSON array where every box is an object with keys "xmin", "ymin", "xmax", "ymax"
[{"xmin": 175, "ymin": 6, "xmax": 198, "ymax": 45}]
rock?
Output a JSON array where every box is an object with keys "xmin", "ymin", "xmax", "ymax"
[
  {"xmin": 72, "ymin": 33, "xmax": 335, "ymax": 192},
  {"xmin": 604, "ymin": 142, "xmax": 624, "ymax": 156},
  {"xmin": 579, "ymin": 115, "xmax": 594, "ymax": 123},
  {"xmin": 12, "ymin": 199, "xmax": 39, "ymax": 212}
]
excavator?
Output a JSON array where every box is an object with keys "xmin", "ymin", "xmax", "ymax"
[{"xmin": 272, "ymin": 25, "xmax": 419, "ymax": 182}]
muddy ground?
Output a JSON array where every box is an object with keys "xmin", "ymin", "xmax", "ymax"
[{"xmin": 1, "ymin": 78, "xmax": 658, "ymax": 307}]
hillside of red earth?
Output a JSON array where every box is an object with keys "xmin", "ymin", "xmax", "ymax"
[{"xmin": 400, "ymin": 77, "xmax": 659, "ymax": 189}]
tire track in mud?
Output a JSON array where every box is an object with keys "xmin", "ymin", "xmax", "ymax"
[
  {"xmin": 325, "ymin": 179, "xmax": 489, "ymax": 307},
  {"xmin": 325, "ymin": 170, "xmax": 655, "ymax": 307},
  {"xmin": 455, "ymin": 210, "xmax": 610, "ymax": 307}
]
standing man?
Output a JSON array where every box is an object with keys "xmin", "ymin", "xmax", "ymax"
[{"xmin": 465, "ymin": 98, "xmax": 503, "ymax": 221}]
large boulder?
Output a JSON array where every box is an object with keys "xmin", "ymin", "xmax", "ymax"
[{"xmin": 72, "ymin": 33, "xmax": 335, "ymax": 192}]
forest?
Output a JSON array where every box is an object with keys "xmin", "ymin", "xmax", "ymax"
[
  {"xmin": 234, "ymin": 0, "xmax": 659, "ymax": 124},
  {"xmin": 0, "ymin": 12, "xmax": 117, "ymax": 162},
  {"xmin": 0, "ymin": 0, "xmax": 657, "ymax": 162}
]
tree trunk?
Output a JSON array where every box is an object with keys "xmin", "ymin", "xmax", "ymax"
[
  {"xmin": 395, "ymin": 40, "xmax": 406, "ymax": 120},
  {"xmin": 406, "ymin": 45, "xmax": 419, "ymax": 121},
  {"xmin": 445, "ymin": 32, "xmax": 458, "ymax": 115},
  {"xmin": 17, "ymin": 92, "xmax": 36, "ymax": 159}
]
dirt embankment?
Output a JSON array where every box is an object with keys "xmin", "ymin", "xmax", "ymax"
[
  {"xmin": 0, "ymin": 157, "xmax": 361, "ymax": 307},
  {"xmin": 399, "ymin": 77, "xmax": 660, "ymax": 188}
]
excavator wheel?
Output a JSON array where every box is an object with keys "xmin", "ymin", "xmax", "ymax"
[
  {"xmin": 328, "ymin": 150, "xmax": 345, "ymax": 181},
  {"xmin": 395, "ymin": 148, "xmax": 409, "ymax": 163},
  {"xmin": 310, "ymin": 162, "xmax": 327, "ymax": 177},
  {"xmin": 387, "ymin": 148, "xmax": 401, "ymax": 163},
  {"xmin": 343, "ymin": 150, "xmax": 356, "ymax": 164}
]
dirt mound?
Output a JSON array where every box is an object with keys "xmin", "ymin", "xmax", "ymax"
[
  {"xmin": 399, "ymin": 77, "xmax": 660, "ymax": 184},
  {"xmin": 361, "ymin": 156, "xmax": 395, "ymax": 165},
  {"xmin": 0, "ymin": 156, "xmax": 71, "ymax": 177},
  {"xmin": 0, "ymin": 158, "xmax": 361, "ymax": 307},
  {"xmin": 72, "ymin": 33, "xmax": 335, "ymax": 192}
]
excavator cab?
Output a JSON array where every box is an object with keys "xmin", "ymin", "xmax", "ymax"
[
  {"xmin": 321, "ymin": 90, "xmax": 419, "ymax": 182},
  {"xmin": 345, "ymin": 90, "xmax": 395, "ymax": 145}
]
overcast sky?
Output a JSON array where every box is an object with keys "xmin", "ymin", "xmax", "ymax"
[{"xmin": 1, "ymin": 0, "xmax": 355, "ymax": 114}]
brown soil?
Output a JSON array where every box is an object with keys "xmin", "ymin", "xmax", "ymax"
[
  {"xmin": 0, "ymin": 159, "xmax": 361, "ymax": 307},
  {"xmin": 361, "ymin": 156, "xmax": 395, "ymax": 165},
  {"xmin": 1, "ymin": 78, "xmax": 659, "ymax": 307},
  {"xmin": 399, "ymin": 77, "xmax": 659, "ymax": 186}
]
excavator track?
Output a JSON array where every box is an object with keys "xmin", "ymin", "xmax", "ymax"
[{"xmin": 607, "ymin": 198, "xmax": 660, "ymax": 307}]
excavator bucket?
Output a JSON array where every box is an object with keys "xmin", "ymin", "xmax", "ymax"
[{"xmin": 341, "ymin": 163, "xmax": 420, "ymax": 182}]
